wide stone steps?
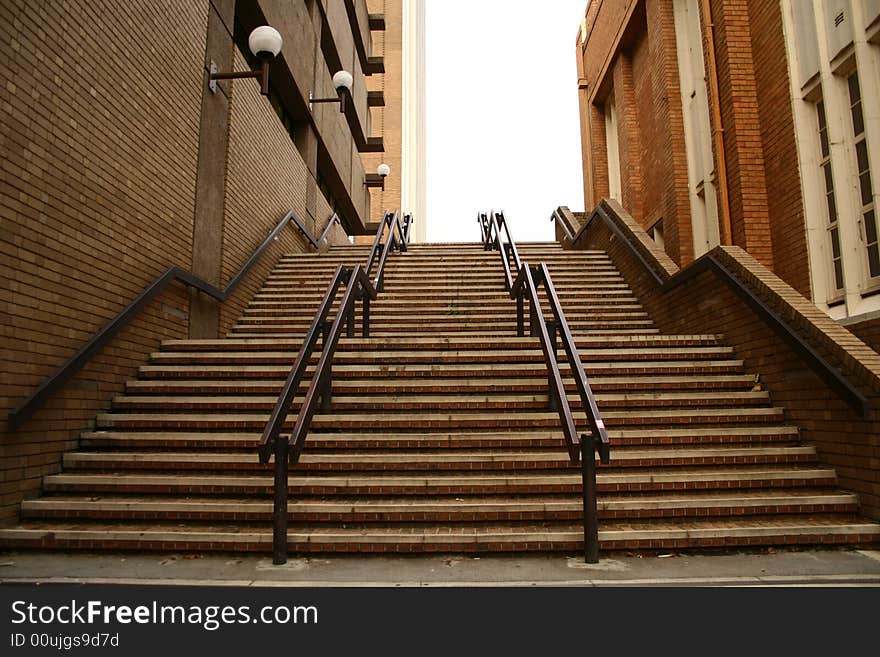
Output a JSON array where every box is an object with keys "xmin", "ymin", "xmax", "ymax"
[{"xmin": 4, "ymin": 241, "xmax": 877, "ymax": 557}]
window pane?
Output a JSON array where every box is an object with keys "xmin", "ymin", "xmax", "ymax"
[
  {"xmin": 852, "ymin": 104, "xmax": 865, "ymax": 136},
  {"xmin": 861, "ymin": 172, "xmax": 874, "ymax": 206},
  {"xmin": 865, "ymin": 209, "xmax": 878, "ymax": 244},
  {"xmin": 818, "ymin": 102, "xmax": 829, "ymax": 157},
  {"xmin": 857, "ymin": 140, "xmax": 870, "ymax": 173},
  {"xmin": 827, "ymin": 191, "xmax": 837, "ymax": 224},
  {"xmin": 831, "ymin": 227, "xmax": 841, "ymax": 258},
  {"xmin": 823, "ymin": 163, "xmax": 834, "ymax": 191},
  {"xmin": 834, "ymin": 259, "xmax": 844, "ymax": 289},
  {"xmin": 868, "ymin": 245, "xmax": 880, "ymax": 278},
  {"xmin": 848, "ymin": 73, "xmax": 861, "ymax": 103}
]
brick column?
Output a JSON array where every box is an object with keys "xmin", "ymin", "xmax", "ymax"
[
  {"xmin": 646, "ymin": 0, "xmax": 693, "ymax": 266},
  {"xmin": 613, "ymin": 54, "xmax": 644, "ymax": 222},
  {"xmin": 707, "ymin": 0, "xmax": 774, "ymax": 268}
]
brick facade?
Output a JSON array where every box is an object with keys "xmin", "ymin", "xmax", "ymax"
[
  {"xmin": 575, "ymin": 0, "xmax": 810, "ymax": 291},
  {"xmin": 1, "ymin": 0, "xmax": 379, "ymax": 524}
]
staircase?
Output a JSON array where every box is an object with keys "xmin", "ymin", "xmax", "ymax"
[{"xmin": 2, "ymin": 242, "xmax": 878, "ymax": 553}]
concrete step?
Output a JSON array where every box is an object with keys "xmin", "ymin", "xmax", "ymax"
[
  {"xmin": 19, "ymin": 490, "xmax": 859, "ymax": 522},
  {"xmin": 138, "ymin": 360, "xmax": 748, "ymax": 380},
  {"xmin": 159, "ymin": 335, "xmax": 724, "ymax": 352},
  {"xmin": 3, "ymin": 515, "xmax": 877, "ymax": 553},
  {"xmin": 60, "ymin": 445, "xmax": 816, "ymax": 473},
  {"xmin": 124, "ymin": 374, "xmax": 758, "ymax": 396},
  {"xmin": 108, "ymin": 390, "xmax": 772, "ymax": 412},
  {"xmin": 40, "ymin": 466, "xmax": 839, "ymax": 496},
  {"xmin": 93, "ymin": 407, "xmax": 787, "ymax": 430},
  {"xmin": 79, "ymin": 426, "xmax": 801, "ymax": 451}
]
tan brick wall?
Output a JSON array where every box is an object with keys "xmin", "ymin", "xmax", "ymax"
[
  {"xmin": 218, "ymin": 50, "xmax": 311, "ymax": 335},
  {"xmin": 846, "ymin": 316, "xmax": 880, "ymax": 355},
  {"xmin": 0, "ymin": 2, "xmax": 340, "ymax": 524},
  {"xmin": 362, "ymin": 0, "xmax": 402, "ymax": 230},
  {"xmin": 578, "ymin": 201, "xmax": 880, "ymax": 518},
  {"xmin": 0, "ymin": 0, "xmax": 209, "ymax": 524}
]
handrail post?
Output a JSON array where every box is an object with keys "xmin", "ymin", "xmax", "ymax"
[
  {"xmin": 581, "ymin": 433, "xmax": 599, "ymax": 564},
  {"xmin": 547, "ymin": 320, "xmax": 559, "ymax": 412},
  {"xmin": 529, "ymin": 297, "xmax": 539, "ymax": 337},
  {"xmin": 516, "ymin": 290, "xmax": 524, "ymax": 337},
  {"xmin": 346, "ymin": 295, "xmax": 356, "ymax": 338},
  {"xmin": 272, "ymin": 435, "xmax": 290, "ymax": 565},
  {"xmin": 362, "ymin": 294, "xmax": 371, "ymax": 338}
]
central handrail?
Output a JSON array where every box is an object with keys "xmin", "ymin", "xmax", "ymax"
[
  {"xmin": 259, "ymin": 209, "xmax": 409, "ymax": 564},
  {"xmin": 480, "ymin": 210, "xmax": 610, "ymax": 563},
  {"xmin": 479, "ymin": 210, "xmax": 521, "ymax": 290}
]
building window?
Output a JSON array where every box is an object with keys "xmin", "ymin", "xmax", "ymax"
[
  {"xmin": 848, "ymin": 72, "xmax": 879, "ymax": 281},
  {"xmin": 817, "ymin": 100, "xmax": 845, "ymax": 293},
  {"xmin": 781, "ymin": 0, "xmax": 880, "ymax": 318},
  {"xmin": 603, "ymin": 96, "xmax": 622, "ymax": 203}
]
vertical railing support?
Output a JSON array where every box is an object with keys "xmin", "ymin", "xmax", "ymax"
[
  {"xmin": 529, "ymin": 297, "xmax": 539, "ymax": 337},
  {"xmin": 516, "ymin": 291, "xmax": 524, "ymax": 337},
  {"xmin": 362, "ymin": 294, "xmax": 371, "ymax": 338},
  {"xmin": 346, "ymin": 296, "xmax": 356, "ymax": 338},
  {"xmin": 272, "ymin": 435, "xmax": 290, "ymax": 565},
  {"xmin": 547, "ymin": 320, "xmax": 559, "ymax": 411},
  {"xmin": 581, "ymin": 433, "xmax": 599, "ymax": 564}
]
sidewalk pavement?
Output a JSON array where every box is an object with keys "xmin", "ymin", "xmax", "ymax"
[{"xmin": 2, "ymin": 549, "xmax": 880, "ymax": 587}]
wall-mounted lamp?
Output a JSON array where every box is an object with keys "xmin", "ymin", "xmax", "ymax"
[
  {"xmin": 365, "ymin": 163, "xmax": 391, "ymax": 190},
  {"xmin": 209, "ymin": 26, "xmax": 283, "ymax": 96},
  {"xmin": 310, "ymin": 70, "xmax": 354, "ymax": 113}
]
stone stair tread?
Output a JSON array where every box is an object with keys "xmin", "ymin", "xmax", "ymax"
[
  {"xmin": 2, "ymin": 516, "xmax": 877, "ymax": 548},
  {"xmin": 42, "ymin": 466, "xmax": 836, "ymax": 488}
]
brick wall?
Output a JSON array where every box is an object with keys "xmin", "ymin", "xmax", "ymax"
[
  {"xmin": 845, "ymin": 315, "xmax": 880, "ymax": 355},
  {"xmin": 362, "ymin": 0, "xmax": 402, "ymax": 227},
  {"xmin": 575, "ymin": 0, "xmax": 813, "ymax": 295},
  {"xmin": 0, "ymin": 1, "xmax": 341, "ymax": 524},
  {"xmin": 578, "ymin": 201, "xmax": 880, "ymax": 518},
  {"xmin": 745, "ymin": 0, "xmax": 810, "ymax": 297},
  {"xmin": 218, "ymin": 50, "xmax": 312, "ymax": 335},
  {"xmin": 0, "ymin": 0, "xmax": 208, "ymax": 524}
]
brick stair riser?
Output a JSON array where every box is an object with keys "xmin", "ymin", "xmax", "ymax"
[
  {"xmin": 124, "ymin": 378, "xmax": 756, "ymax": 395},
  {"xmin": 94, "ymin": 410, "xmax": 785, "ymax": 430},
  {"xmin": 61, "ymin": 451, "xmax": 816, "ymax": 473},
  {"xmin": 21, "ymin": 500, "xmax": 858, "ymax": 523},
  {"xmin": 78, "ymin": 428, "xmax": 800, "ymax": 450},
  {"xmin": 42, "ymin": 475, "xmax": 839, "ymax": 496}
]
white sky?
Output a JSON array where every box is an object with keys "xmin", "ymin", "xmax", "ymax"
[{"xmin": 424, "ymin": 0, "xmax": 588, "ymax": 243}]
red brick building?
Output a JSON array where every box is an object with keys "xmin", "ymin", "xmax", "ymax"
[{"xmin": 575, "ymin": 0, "xmax": 880, "ymax": 348}]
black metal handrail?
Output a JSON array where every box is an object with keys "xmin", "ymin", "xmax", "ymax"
[
  {"xmin": 554, "ymin": 202, "xmax": 870, "ymax": 417},
  {"xmin": 290, "ymin": 212, "xmax": 343, "ymax": 250},
  {"xmin": 8, "ymin": 209, "xmax": 321, "ymax": 430},
  {"xmin": 480, "ymin": 210, "xmax": 521, "ymax": 291},
  {"xmin": 259, "ymin": 209, "xmax": 410, "ymax": 564},
  {"xmin": 481, "ymin": 211, "xmax": 610, "ymax": 563}
]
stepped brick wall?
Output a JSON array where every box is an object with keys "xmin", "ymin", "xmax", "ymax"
[
  {"xmin": 577, "ymin": 201, "xmax": 880, "ymax": 519},
  {"xmin": 0, "ymin": 1, "xmax": 340, "ymax": 524},
  {"xmin": 845, "ymin": 316, "xmax": 880, "ymax": 355},
  {"xmin": 575, "ymin": 0, "xmax": 810, "ymax": 295}
]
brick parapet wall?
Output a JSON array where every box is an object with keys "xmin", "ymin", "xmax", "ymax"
[{"xmin": 575, "ymin": 199, "xmax": 880, "ymax": 518}]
